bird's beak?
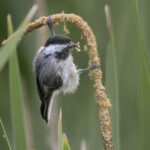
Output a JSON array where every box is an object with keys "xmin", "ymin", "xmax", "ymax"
[{"xmin": 68, "ymin": 42, "xmax": 76, "ymax": 48}]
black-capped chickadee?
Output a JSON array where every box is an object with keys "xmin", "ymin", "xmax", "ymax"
[{"xmin": 33, "ymin": 17, "xmax": 100, "ymax": 123}]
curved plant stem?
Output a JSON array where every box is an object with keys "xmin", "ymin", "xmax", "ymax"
[{"xmin": 3, "ymin": 13, "xmax": 114, "ymax": 150}]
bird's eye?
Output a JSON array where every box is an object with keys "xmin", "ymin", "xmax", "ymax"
[
  {"xmin": 55, "ymin": 52, "xmax": 62, "ymax": 59},
  {"xmin": 59, "ymin": 53, "xmax": 63, "ymax": 58}
]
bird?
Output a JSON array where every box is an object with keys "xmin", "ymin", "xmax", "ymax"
[{"xmin": 33, "ymin": 17, "xmax": 100, "ymax": 123}]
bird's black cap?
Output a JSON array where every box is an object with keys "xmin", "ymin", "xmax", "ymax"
[{"xmin": 44, "ymin": 35, "xmax": 71, "ymax": 47}]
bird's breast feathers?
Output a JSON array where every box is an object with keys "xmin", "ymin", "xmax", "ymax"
[{"xmin": 56, "ymin": 55, "xmax": 79, "ymax": 94}]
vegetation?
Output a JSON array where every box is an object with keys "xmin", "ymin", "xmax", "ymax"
[{"xmin": 0, "ymin": 0, "xmax": 150, "ymax": 150}]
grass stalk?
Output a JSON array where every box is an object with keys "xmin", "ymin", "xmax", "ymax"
[
  {"xmin": 133, "ymin": 0, "xmax": 150, "ymax": 149},
  {"xmin": 105, "ymin": 5, "xmax": 120, "ymax": 150},
  {"xmin": 62, "ymin": 134, "xmax": 71, "ymax": 150},
  {"xmin": 7, "ymin": 14, "xmax": 27, "ymax": 150},
  {"xmin": 0, "ymin": 119, "xmax": 11, "ymax": 150},
  {"xmin": 58, "ymin": 110, "xmax": 63, "ymax": 150}
]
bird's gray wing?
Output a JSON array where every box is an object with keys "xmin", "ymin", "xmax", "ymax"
[{"xmin": 36, "ymin": 74, "xmax": 63, "ymax": 123}]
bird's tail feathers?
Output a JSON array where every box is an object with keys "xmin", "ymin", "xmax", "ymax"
[{"xmin": 40, "ymin": 92, "xmax": 55, "ymax": 123}]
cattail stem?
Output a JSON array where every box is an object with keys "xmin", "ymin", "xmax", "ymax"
[{"xmin": 2, "ymin": 13, "xmax": 114, "ymax": 150}]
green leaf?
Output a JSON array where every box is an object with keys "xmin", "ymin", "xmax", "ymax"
[
  {"xmin": 105, "ymin": 6, "xmax": 120, "ymax": 150},
  {"xmin": 8, "ymin": 15, "xmax": 27, "ymax": 150},
  {"xmin": 105, "ymin": 40, "xmax": 120, "ymax": 150},
  {"xmin": 0, "ymin": 119, "xmax": 11, "ymax": 150},
  {"xmin": 133, "ymin": 0, "xmax": 150, "ymax": 149},
  {"xmin": 0, "ymin": 4, "xmax": 38, "ymax": 72},
  {"xmin": 63, "ymin": 134, "xmax": 70, "ymax": 150},
  {"xmin": 58, "ymin": 109, "xmax": 63, "ymax": 150}
]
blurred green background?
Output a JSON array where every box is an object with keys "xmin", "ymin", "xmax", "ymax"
[{"xmin": 0, "ymin": 0, "xmax": 150, "ymax": 150}]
